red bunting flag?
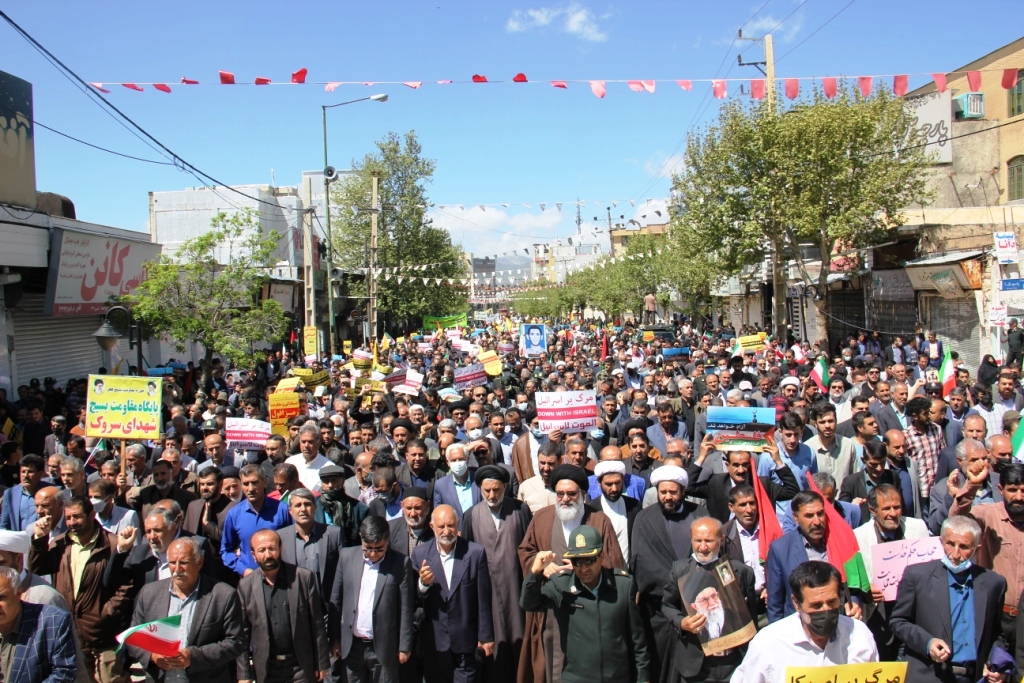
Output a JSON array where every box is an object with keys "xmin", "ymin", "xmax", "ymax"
[
  {"xmin": 858, "ymin": 76, "xmax": 873, "ymax": 97},
  {"xmin": 627, "ymin": 81, "xmax": 644, "ymax": 92},
  {"xmin": 291, "ymin": 68, "xmax": 308, "ymax": 84},
  {"xmin": 750, "ymin": 79, "xmax": 765, "ymax": 100},
  {"xmin": 513, "ymin": 73, "xmax": 528, "ymax": 83},
  {"xmin": 676, "ymin": 80, "xmax": 692, "ymax": 91},
  {"xmin": 590, "ymin": 80, "xmax": 606, "ymax": 98},
  {"xmin": 219, "ymin": 71, "xmax": 235, "ymax": 85},
  {"xmin": 822, "ymin": 77, "xmax": 838, "ymax": 99},
  {"xmin": 403, "ymin": 82, "xmax": 422, "ymax": 89},
  {"xmin": 1003, "ymin": 68, "xmax": 1019, "ymax": 89},
  {"xmin": 967, "ymin": 70, "xmax": 981, "ymax": 90},
  {"xmin": 90, "ymin": 83, "xmax": 111, "ymax": 93},
  {"xmin": 255, "ymin": 77, "xmax": 271, "ymax": 85},
  {"xmin": 550, "ymin": 81, "xmax": 567, "ymax": 89},
  {"xmin": 932, "ymin": 73, "xmax": 947, "ymax": 93},
  {"xmin": 893, "ymin": 74, "xmax": 908, "ymax": 96},
  {"xmin": 153, "ymin": 83, "xmax": 171, "ymax": 93},
  {"xmin": 181, "ymin": 77, "xmax": 199, "ymax": 85},
  {"xmin": 122, "ymin": 83, "xmax": 144, "ymax": 92},
  {"xmin": 471, "ymin": 74, "xmax": 488, "ymax": 83},
  {"xmin": 784, "ymin": 78, "xmax": 799, "ymax": 99},
  {"xmin": 640, "ymin": 80, "xmax": 656, "ymax": 93},
  {"xmin": 712, "ymin": 80, "xmax": 727, "ymax": 99}
]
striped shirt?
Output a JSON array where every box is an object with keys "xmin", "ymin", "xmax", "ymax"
[{"xmin": 903, "ymin": 422, "xmax": 946, "ymax": 499}]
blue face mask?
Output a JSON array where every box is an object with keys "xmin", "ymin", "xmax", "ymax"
[
  {"xmin": 590, "ymin": 429, "xmax": 605, "ymax": 440},
  {"xmin": 941, "ymin": 554, "xmax": 972, "ymax": 574},
  {"xmin": 531, "ymin": 427, "xmax": 544, "ymax": 439}
]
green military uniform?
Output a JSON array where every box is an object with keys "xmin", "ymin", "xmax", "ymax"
[{"xmin": 519, "ymin": 525, "xmax": 649, "ymax": 683}]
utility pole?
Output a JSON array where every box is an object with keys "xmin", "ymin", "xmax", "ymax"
[
  {"xmin": 368, "ymin": 172, "xmax": 380, "ymax": 345},
  {"xmin": 302, "ymin": 176, "xmax": 316, "ymax": 340}
]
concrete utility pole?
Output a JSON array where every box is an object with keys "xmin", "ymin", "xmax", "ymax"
[
  {"xmin": 302, "ymin": 176, "xmax": 316, "ymax": 336},
  {"xmin": 368, "ymin": 172, "xmax": 380, "ymax": 344}
]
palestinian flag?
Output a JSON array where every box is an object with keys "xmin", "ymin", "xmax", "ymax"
[
  {"xmin": 806, "ymin": 473, "xmax": 871, "ymax": 592},
  {"xmin": 750, "ymin": 470, "xmax": 784, "ymax": 561},
  {"xmin": 116, "ymin": 615, "xmax": 181, "ymax": 657},
  {"xmin": 809, "ymin": 357, "xmax": 829, "ymax": 392},
  {"xmin": 938, "ymin": 348, "xmax": 956, "ymax": 398}
]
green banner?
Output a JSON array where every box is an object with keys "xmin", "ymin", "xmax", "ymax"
[{"xmin": 423, "ymin": 313, "xmax": 468, "ymax": 330}]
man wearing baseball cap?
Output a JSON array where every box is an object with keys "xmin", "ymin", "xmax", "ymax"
[{"xmin": 521, "ymin": 524, "xmax": 649, "ymax": 683}]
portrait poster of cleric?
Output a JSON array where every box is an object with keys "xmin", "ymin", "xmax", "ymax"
[
  {"xmin": 677, "ymin": 558, "xmax": 756, "ymax": 655},
  {"xmin": 520, "ymin": 324, "xmax": 548, "ymax": 357}
]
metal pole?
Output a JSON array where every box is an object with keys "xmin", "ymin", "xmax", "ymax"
[
  {"xmin": 764, "ymin": 33, "xmax": 788, "ymax": 340},
  {"xmin": 369, "ymin": 172, "xmax": 380, "ymax": 343},
  {"xmin": 322, "ymin": 106, "xmax": 336, "ymax": 357}
]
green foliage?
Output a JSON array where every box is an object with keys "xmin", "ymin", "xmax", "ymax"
[
  {"xmin": 120, "ymin": 210, "xmax": 289, "ymax": 379},
  {"xmin": 330, "ymin": 131, "xmax": 467, "ymax": 326}
]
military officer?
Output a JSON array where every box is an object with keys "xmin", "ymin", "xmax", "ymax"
[{"xmin": 520, "ymin": 524, "xmax": 650, "ymax": 683}]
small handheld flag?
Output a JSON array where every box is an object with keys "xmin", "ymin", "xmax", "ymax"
[{"xmin": 116, "ymin": 615, "xmax": 182, "ymax": 657}]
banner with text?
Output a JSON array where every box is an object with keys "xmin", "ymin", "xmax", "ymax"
[
  {"xmin": 871, "ymin": 536, "xmax": 943, "ymax": 602},
  {"xmin": 784, "ymin": 662, "xmax": 907, "ymax": 683},
  {"xmin": 225, "ymin": 418, "xmax": 273, "ymax": 450},
  {"xmin": 454, "ymin": 363, "xmax": 488, "ymax": 390},
  {"xmin": 268, "ymin": 393, "xmax": 301, "ymax": 437},
  {"xmin": 85, "ymin": 375, "xmax": 161, "ymax": 440},
  {"xmin": 536, "ymin": 390, "xmax": 598, "ymax": 433}
]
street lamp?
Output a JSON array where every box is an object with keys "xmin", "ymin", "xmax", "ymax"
[
  {"xmin": 93, "ymin": 305, "xmax": 145, "ymax": 375},
  {"xmin": 322, "ymin": 93, "xmax": 389, "ymax": 357}
]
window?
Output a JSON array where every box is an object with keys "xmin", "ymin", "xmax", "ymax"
[
  {"xmin": 1010, "ymin": 156, "xmax": 1024, "ymax": 202},
  {"xmin": 1011, "ymin": 70, "xmax": 1024, "ymax": 118}
]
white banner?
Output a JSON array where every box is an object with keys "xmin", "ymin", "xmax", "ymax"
[
  {"xmin": 225, "ymin": 418, "xmax": 272, "ymax": 450},
  {"xmin": 535, "ymin": 390, "xmax": 598, "ymax": 433}
]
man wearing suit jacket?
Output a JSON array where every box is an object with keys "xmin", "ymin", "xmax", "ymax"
[
  {"xmin": 412, "ymin": 505, "xmax": 494, "ymax": 683},
  {"xmin": 127, "ymin": 537, "xmax": 246, "ymax": 683},
  {"xmin": 686, "ymin": 437, "xmax": 799, "ymax": 524},
  {"xmin": 890, "ymin": 515, "xmax": 1008, "ymax": 683},
  {"xmin": 874, "ymin": 382, "xmax": 909, "ymax": 436},
  {"xmin": 433, "ymin": 443, "xmax": 481, "ymax": 521},
  {"xmin": 885, "ymin": 429, "xmax": 923, "ymax": 520},
  {"xmin": 387, "ymin": 486, "xmax": 434, "ymax": 557},
  {"xmin": 839, "ymin": 441, "xmax": 897, "ymax": 522},
  {"xmin": 396, "ymin": 439, "xmax": 441, "ymax": 501},
  {"xmin": 0, "ymin": 453, "xmax": 46, "ymax": 531},
  {"xmin": 329, "ymin": 515, "xmax": 415, "ymax": 683},
  {"xmin": 0, "ymin": 566, "xmax": 77, "ymax": 683},
  {"xmin": 237, "ymin": 530, "xmax": 331, "ymax": 683},
  {"xmin": 279, "ymin": 488, "xmax": 342, "ymax": 611},
  {"xmin": 182, "ymin": 465, "xmax": 237, "ymax": 584}
]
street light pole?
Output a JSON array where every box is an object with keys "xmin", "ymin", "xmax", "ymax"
[
  {"xmin": 92, "ymin": 305, "xmax": 144, "ymax": 375},
  {"xmin": 321, "ymin": 93, "xmax": 388, "ymax": 358}
]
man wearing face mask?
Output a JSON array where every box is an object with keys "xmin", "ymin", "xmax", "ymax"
[
  {"xmin": 433, "ymin": 443, "xmax": 481, "ymax": 522},
  {"xmin": 662, "ymin": 517, "xmax": 756, "ymax": 683},
  {"xmin": 88, "ymin": 479, "xmax": 140, "ymax": 543},
  {"xmin": 731, "ymin": 561, "xmax": 877, "ymax": 683},
  {"xmin": 891, "ymin": 515, "xmax": 1008, "ymax": 683}
]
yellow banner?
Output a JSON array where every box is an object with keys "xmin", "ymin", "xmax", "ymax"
[
  {"xmin": 275, "ymin": 377, "xmax": 303, "ymax": 393},
  {"xmin": 292, "ymin": 368, "xmax": 313, "ymax": 378},
  {"xmin": 85, "ymin": 375, "xmax": 162, "ymax": 440},
  {"xmin": 343, "ymin": 340, "xmax": 352, "ymax": 354},
  {"xmin": 268, "ymin": 393, "xmax": 301, "ymax": 437},
  {"xmin": 784, "ymin": 662, "xmax": 907, "ymax": 683},
  {"xmin": 303, "ymin": 326, "xmax": 319, "ymax": 357},
  {"xmin": 737, "ymin": 334, "xmax": 764, "ymax": 350}
]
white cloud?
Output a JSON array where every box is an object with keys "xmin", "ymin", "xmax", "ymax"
[
  {"xmin": 430, "ymin": 205, "xmax": 572, "ymax": 257},
  {"xmin": 741, "ymin": 10, "xmax": 805, "ymax": 42},
  {"xmin": 506, "ymin": 2, "xmax": 608, "ymax": 42},
  {"xmin": 644, "ymin": 152, "xmax": 686, "ymax": 179}
]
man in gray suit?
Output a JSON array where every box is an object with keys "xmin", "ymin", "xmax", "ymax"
[
  {"xmin": 329, "ymin": 515, "xmax": 415, "ymax": 683},
  {"xmin": 279, "ymin": 488, "xmax": 342, "ymax": 611},
  {"xmin": 126, "ymin": 537, "xmax": 246, "ymax": 683},
  {"xmin": 237, "ymin": 529, "xmax": 330, "ymax": 683}
]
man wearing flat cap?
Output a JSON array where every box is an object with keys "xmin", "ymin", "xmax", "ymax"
[
  {"xmin": 520, "ymin": 525, "xmax": 649, "ymax": 683},
  {"xmin": 631, "ymin": 464, "xmax": 709, "ymax": 683},
  {"xmin": 460, "ymin": 465, "xmax": 533, "ymax": 683},
  {"xmin": 517, "ymin": 465, "xmax": 624, "ymax": 683}
]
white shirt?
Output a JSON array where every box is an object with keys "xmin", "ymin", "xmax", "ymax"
[
  {"xmin": 354, "ymin": 558, "xmax": 381, "ymax": 639},
  {"xmin": 600, "ymin": 495, "xmax": 629, "ymax": 563},
  {"xmin": 735, "ymin": 523, "xmax": 765, "ymax": 592},
  {"xmin": 285, "ymin": 452, "xmax": 331, "ymax": 493},
  {"xmin": 730, "ymin": 612, "xmax": 878, "ymax": 683},
  {"xmin": 560, "ymin": 506, "xmax": 585, "ymax": 545},
  {"xmin": 419, "ymin": 542, "xmax": 455, "ymax": 593},
  {"xmin": 97, "ymin": 506, "xmax": 141, "ymax": 545}
]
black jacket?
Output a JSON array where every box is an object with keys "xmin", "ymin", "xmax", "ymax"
[{"xmin": 685, "ymin": 461, "xmax": 800, "ymax": 524}]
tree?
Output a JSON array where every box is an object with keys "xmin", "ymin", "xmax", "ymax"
[
  {"xmin": 120, "ymin": 210, "xmax": 289, "ymax": 389},
  {"xmin": 673, "ymin": 85, "xmax": 931, "ymax": 349},
  {"xmin": 331, "ymin": 131, "xmax": 467, "ymax": 333}
]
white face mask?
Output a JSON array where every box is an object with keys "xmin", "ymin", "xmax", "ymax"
[
  {"xmin": 89, "ymin": 497, "xmax": 108, "ymax": 515},
  {"xmin": 467, "ymin": 428, "xmax": 483, "ymax": 440},
  {"xmin": 334, "ymin": 427, "xmax": 344, "ymax": 438},
  {"xmin": 449, "ymin": 460, "xmax": 469, "ymax": 477}
]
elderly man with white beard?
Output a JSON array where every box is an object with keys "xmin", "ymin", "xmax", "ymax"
[
  {"xmin": 460, "ymin": 466, "xmax": 533, "ymax": 683},
  {"xmin": 517, "ymin": 464, "xmax": 624, "ymax": 683},
  {"xmin": 662, "ymin": 517, "xmax": 757, "ymax": 683}
]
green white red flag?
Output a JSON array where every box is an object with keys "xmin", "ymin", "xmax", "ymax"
[
  {"xmin": 806, "ymin": 473, "xmax": 871, "ymax": 592},
  {"xmin": 116, "ymin": 615, "xmax": 181, "ymax": 657},
  {"xmin": 938, "ymin": 348, "xmax": 956, "ymax": 398},
  {"xmin": 1013, "ymin": 418, "xmax": 1024, "ymax": 462},
  {"xmin": 731, "ymin": 338, "xmax": 743, "ymax": 358},
  {"xmin": 809, "ymin": 357, "xmax": 830, "ymax": 392}
]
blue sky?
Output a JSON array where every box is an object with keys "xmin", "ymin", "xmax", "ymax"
[{"xmin": 3, "ymin": 1, "xmax": 1021, "ymax": 258}]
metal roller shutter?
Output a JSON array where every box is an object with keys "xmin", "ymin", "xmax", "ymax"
[
  {"xmin": 925, "ymin": 296, "xmax": 982, "ymax": 373},
  {"xmin": 826, "ymin": 289, "xmax": 866, "ymax": 353},
  {"xmin": 867, "ymin": 299, "xmax": 919, "ymax": 346},
  {"xmin": 12, "ymin": 294, "xmax": 107, "ymax": 388}
]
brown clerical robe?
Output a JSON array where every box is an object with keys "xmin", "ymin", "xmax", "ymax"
[{"xmin": 517, "ymin": 504, "xmax": 625, "ymax": 683}]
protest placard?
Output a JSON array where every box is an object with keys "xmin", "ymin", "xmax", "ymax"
[
  {"xmin": 478, "ymin": 350, "xmax": 503, "ymax": 376},
  {"xmin": 737, "ymin": 334, "xmax": 764, "ymax": 351},
  {"xmin": 454, "ymin": 364, "xmax": 488, "ymax": 390},
  {"xmin": 268, "ymin": 393, "xmax": 301, "ymax": 437},
  {"xmin": 275, "ymin": 377, "xmax": 303, "ymax": 393},
  {"xmin": 225, "ymin": 418, "xmax": 273, "ymax": 450},
  {"xmin": 676, "ymin": 559, "xmax": 756, "ymax": 655},
  {"xmin": 705, "ymin": 406, "xmax": 776, "ymax": 451},
  {"xmin": 871, "ymin": 537, "xmax": 943, "ymax": 601},
  {"xmin": 498, "ymin": 342, "xmax": 516, "ymax": 355},
  {"xmin": 417, "ymin": 342, "xmax": 433, "ymax": 353},
  {"xmin": 85, "ymin": 375, "xmax": 162, "ymax": 440},
  {"xmin": 394, "ymin": 370, "xmax": 424, "ymax": 396},
  {"xmin": 384, "ymin": 370, "xmax": 407, "ymax": 386},
  {"xmin": 535, "ymin": 391, "xmax": 598, "ymax": 433},
  {"xmin": 784, "ymin": 662, "xmax": 907, "ymax": 683}
]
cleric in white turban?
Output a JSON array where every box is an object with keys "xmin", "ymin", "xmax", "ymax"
[
  {"xmin": 591, "ymin": 459, "xmax": 635, "ymax": 563},
  {"xmin": 0, "ymin": 529, "xmax": 70, "ymax": 609}
]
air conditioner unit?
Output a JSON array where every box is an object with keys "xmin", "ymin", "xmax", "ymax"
[{"xmin": 953, "ymin": 92, "xmax": 985, "ymax": 119}]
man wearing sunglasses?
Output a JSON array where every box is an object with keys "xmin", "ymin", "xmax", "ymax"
[{"xmin": 520, "ymin": 525, "xmax": 650, "ymax": 683}]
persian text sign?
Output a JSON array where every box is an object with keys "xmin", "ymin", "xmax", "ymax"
[
  {"xmin": 454, "ymin": 363, "xmax": 488, "ymax": 390},
  {"xmin": 536, "ymin": 391, "xmax": 598, "ymax": 433},
  {"xmin": 995, "ymin": 231, "xmax": 1020, "ymax": 265},
  {"xmin": 85, "ymin": 375, "xmax": 161, "ymax": 439},
  {"xmin": 394, "ymin": 370, "xmax": 424, "ymax": 396},
  {"xmin": 268, "ymin": 393, "xmax": 301, "ymax": 437},
  {"xmin": 225, "ymin": 418, "xmax": 272, "ymax": 450},
  {"xmin": 785, "ymin": 662, "xmax": 907, "ymax": 683},
  {"xmin": 44, "ymin": 228, "xmax": 161, "ymax": 316},
  {"xmin": 871, "ymin": 536, "xmax": 943, "ymax": 601}
]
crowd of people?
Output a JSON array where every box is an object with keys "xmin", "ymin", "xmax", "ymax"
[{"xmin": 0, "ymin": 315, "xmax": 1022, "ymax": 683}]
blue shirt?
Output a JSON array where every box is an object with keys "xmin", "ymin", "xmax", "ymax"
[
  {"xmin": 760, "ymin": 441, "xmax": 817, "ymax": 526},
  {"xmin": 588, "ymin": 473, "xmax": 646, "ymax": 501},
  {"xmin": 453, "ymin": 477, "xmax": 475, "ymax": 515},
  {"xmin": 220, "ymin": 496, "xmax": 292, "ymax": 575},
  {"xmin": 947, "ymin": 568, "xmax": 977, "ymax": 664}
]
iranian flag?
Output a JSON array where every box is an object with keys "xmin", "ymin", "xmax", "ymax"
[
  {"xmin": 750, "ymin": 471, "xmax": 784, "ymax": 561},
  {"xmin": 809, "ymin": 357, "xmax": 830, "ymax": 392},
  {"xmin": 116, "ymin": 615, "xmax": 182, "ymax": 657},
  {"xmin": 807, "ymin": 473, "xmax": 871, "ymax": 592},
  {"xmin": 938, "ymin": 348, "xmax": 956, "ymax": 398},
  {"xmin": 1013, "ymin": 420, "xmax": 1024, "ymax": 462},
  {"xmin": 731, "ymin": 338, "xmax": 743, "ymax": 358}
]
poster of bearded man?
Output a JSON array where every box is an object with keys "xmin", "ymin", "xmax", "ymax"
[{"xmin": 676, "ymin": 559, "xmax": 756, "ymax": 655}]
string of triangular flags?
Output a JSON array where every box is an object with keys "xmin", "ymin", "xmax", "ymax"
[
  {"xmin": 89, "ymin": 68, "xmax": 1022, "ymax": 99},
  {"xmin": 333, "ymin": 197, "xmax": 665, "ymax": 217}
]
